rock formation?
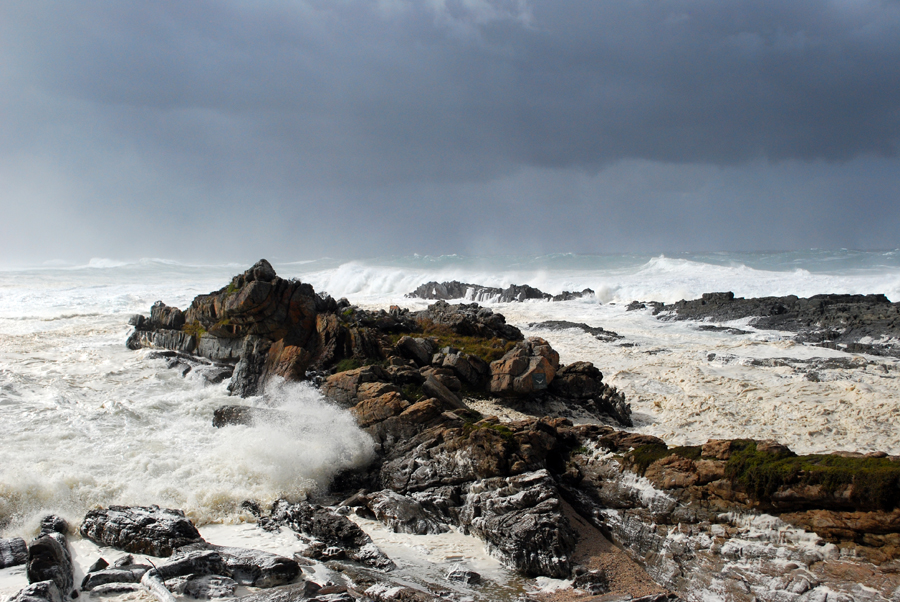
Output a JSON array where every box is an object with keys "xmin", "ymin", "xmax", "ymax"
[
  {"xmin": 407, "ymin": 280, "xmax": 595, "ymax": 303},
  {"xmin": 638, "ymin": 291, "xmax": 900, "ymax": 357}
]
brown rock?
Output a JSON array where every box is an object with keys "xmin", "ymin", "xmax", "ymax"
[
  {"xmin": 321, "ymin": 365, "xmax": 391, "ymax": 408},
  {"xmin": 701, "ymin": 439, "xmax": 736, "ymax": 460},
  {"xmin": 489, "ymin": 337, "xmax": 560, "ymax": 396},
  {"xmin": 644, "ymin": 455, "xmax": 699, "ymax": 489},
  {"xmin": 351, "ymin": 392, "xmax": 410, "ymax": 428},
  {"xmin": 357, "ymin": 381, "xmax": 399, "ymax": 402}
]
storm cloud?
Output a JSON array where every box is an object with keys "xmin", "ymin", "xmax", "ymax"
[{"xmin": 1, "ymin": 0, "xmax": 898, "ymax": 263}]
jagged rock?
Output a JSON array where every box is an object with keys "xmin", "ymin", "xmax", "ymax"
[
  {"xmin": 80, "ymin": 506, "xmax": 204, "ymax": 557},
  {"xmin": 407, "ymin": 281, "xmax": 594, "ymax": 304},
  {"xmin": 269, "ymin": 501, "xmax": 394, "ymax": 570},
  {"xmin": 357, "ymin": 381, "xmax": 399, "ymax": 402},
  {"xmin": 415, "ymin": 301, "xmax": 523, "ymax": 341},
  {"xmin": 654, "ymin": 291, "xmax": 900, "ymax": 357},
  {"xmin": 0, "ymin": 537, "xmax": 28, "ymax": 568},
  {"xmin": 367, "ymin": 490, "xmax": 449, "ymax": 535},
  {"xmin": 11, "ymin": 581, "xmax": 62, "ymax": 602},
  {"xmin": 458, "ymin": 470, "xmax": 575, "ymax": 578},
  {"xmin": 150, "ymin": 301, "xmax": 186, "ymax": 330},
  {"xmin": 26, "ymin": 536, "xmax": 72, "ymax": 597},
  {"xmin": 489, "ymin": 337, "xmax": 559, "ymax": 396},
  {"xmin": 87, "ymin": 557, "xmax": 108, "ymax": 573}
]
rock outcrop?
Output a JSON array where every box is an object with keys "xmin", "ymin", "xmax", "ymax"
[
  {"xmin": 80, "ymin": 506, "xmax": 204, "ymax": 557},
  {"xmin": 407, "ymin": 280, "xmax": 594, "ymax": 303},
  {"xmin": 642, "ymin": 291, "xmax": 900, "ymax": 357}
]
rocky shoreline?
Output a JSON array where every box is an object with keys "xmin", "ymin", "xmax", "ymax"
[{"xmin": 6, "ymin": 261, "xmax": 899, "ymax": 602}]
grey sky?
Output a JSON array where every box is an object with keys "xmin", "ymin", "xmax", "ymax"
[{"xmin": 1, "ymin": 0, "xmax": 898, "ymax": 264}]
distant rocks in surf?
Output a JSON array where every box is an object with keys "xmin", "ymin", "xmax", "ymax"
[
  {"xmin": 631, "ymin": 291, "xmax": 900, "ymax": 357},
  {"xmin": 527, "ymin": 320, "xmax": 623, "ymax": 342},
  {"xmin": 406, "ymin": 280, "xmax": 595, "ymax": 303}
]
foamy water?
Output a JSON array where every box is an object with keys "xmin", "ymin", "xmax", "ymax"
[{"xmin": 1, "ymin": 251, "xmax": 898, "ymax": 543}]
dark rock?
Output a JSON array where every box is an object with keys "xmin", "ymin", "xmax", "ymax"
[
  {"xmin": 80, "ymin": 506, "xmax": 204, "ymax": 557},
  {"xmin": 445, "ymin": 565, "xmax": 481, "ymax": 584},
  {"xmin": 39, "ymin": 517, "xmax": 68, "ymax": 536},
  {"xmin": 407, "ymin": 281, "xmax": 594, "ymax": 304},
  {"xmin": 421, "ymin": 376, "xmax": 467, "ymax": 411},
  {"xmin": 654, "ymin": 291, "xmax": 900, "ymax": 357},
  {"xmin": 529, "ymin": 321, "xmax": 622, "ymax": 342},
  {"xmin": 0, "ymin": 537, "xmax": 28, "ymax": 568},
  {"xmin": 155, "ymin": 549, "xmax": 227, "ymax": 580},
  {"xmin": 396, "ymin": 336, "xmax": 436, "ymax": 367},
  {"xmin": 367, "ymin": 490, "xmax": 449, "ymax": 535},
  {"xmin": 12, "ymin": 581, "xmax": 62, "ymax": 602},
  {"xmin": 86, "ymin": 558, "xmax": 108, "ymax": 573},
  {"xmin": 88, "ymin": 583, "xmax": 142, "ymax": 595},
  {"xmin": 458, "ymin": 470, "xmax": 576, "ymax": 578},
  {"xmin": 415, "ymin": 301, "xmax": 523, "ymax": 341},
  {"xmin": 81, "ymin": 568, "xmax": 149, "ymax": 591},
  {"xmin": 212, "ymin": 405, "xmax": 283, "ymax": 428},
  {"xmin": 572, "ymin": 569, "xmax": 608, "ymax": 594},
  {"xmin": 269, "ymin": 501, "xmax": 394, "ymax": 570},
  {"xmin": 164, "ymin": 575, "xmax": 238, "ymax": 599},
  {"xmin": 26, "ymin": 532, "xmax": 73, "ymax": 598}
]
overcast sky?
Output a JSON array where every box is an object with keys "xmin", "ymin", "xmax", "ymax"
[{"xmin": 1, "ymin": 0, "xmax": 898, "ymax": 264}]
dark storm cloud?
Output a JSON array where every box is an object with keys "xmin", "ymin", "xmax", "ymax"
[{"xmin": 0, "ymin": 0, "xmax": 898, "ymax": 262}]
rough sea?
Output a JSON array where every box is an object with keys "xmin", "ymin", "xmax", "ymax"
[{"xmin": 2, "ymin": 250, "xmax": 899, "ymax": 599}]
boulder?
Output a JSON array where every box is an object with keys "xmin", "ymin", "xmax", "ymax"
[
  {"xmin": 489, "ymin": 337, "xmax": 560, "ymax": 396},
  {"xmin": 0, "ymin": 537, "xmax": 28, "ymax": 568},
  {"xmin": 80, "ymin": 506, "xmax": 204, "ymax": 557},
  {"xmin": 548, "ymin": 362, "xmax": 604, "ymax": 399},
  {"xmin": 26, "ymin": 533, "xmax": 72, "ymax": 598}
]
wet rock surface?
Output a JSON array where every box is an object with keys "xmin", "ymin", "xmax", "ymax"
[
  {"xmin": 80, "ymin": 505, "xmax": 204, "ymax": 557},
  {"xmin": 645, "ymin": 291, "xmax": 900, "ymax": 357},
  {"xmin": 0, "ymin": 537, "xmax": 28, "ymax": 569}
]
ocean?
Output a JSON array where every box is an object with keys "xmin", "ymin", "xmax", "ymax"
[{"xmin": 1, "ymin": 250, "xmax": 899, "ymax": 599}]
